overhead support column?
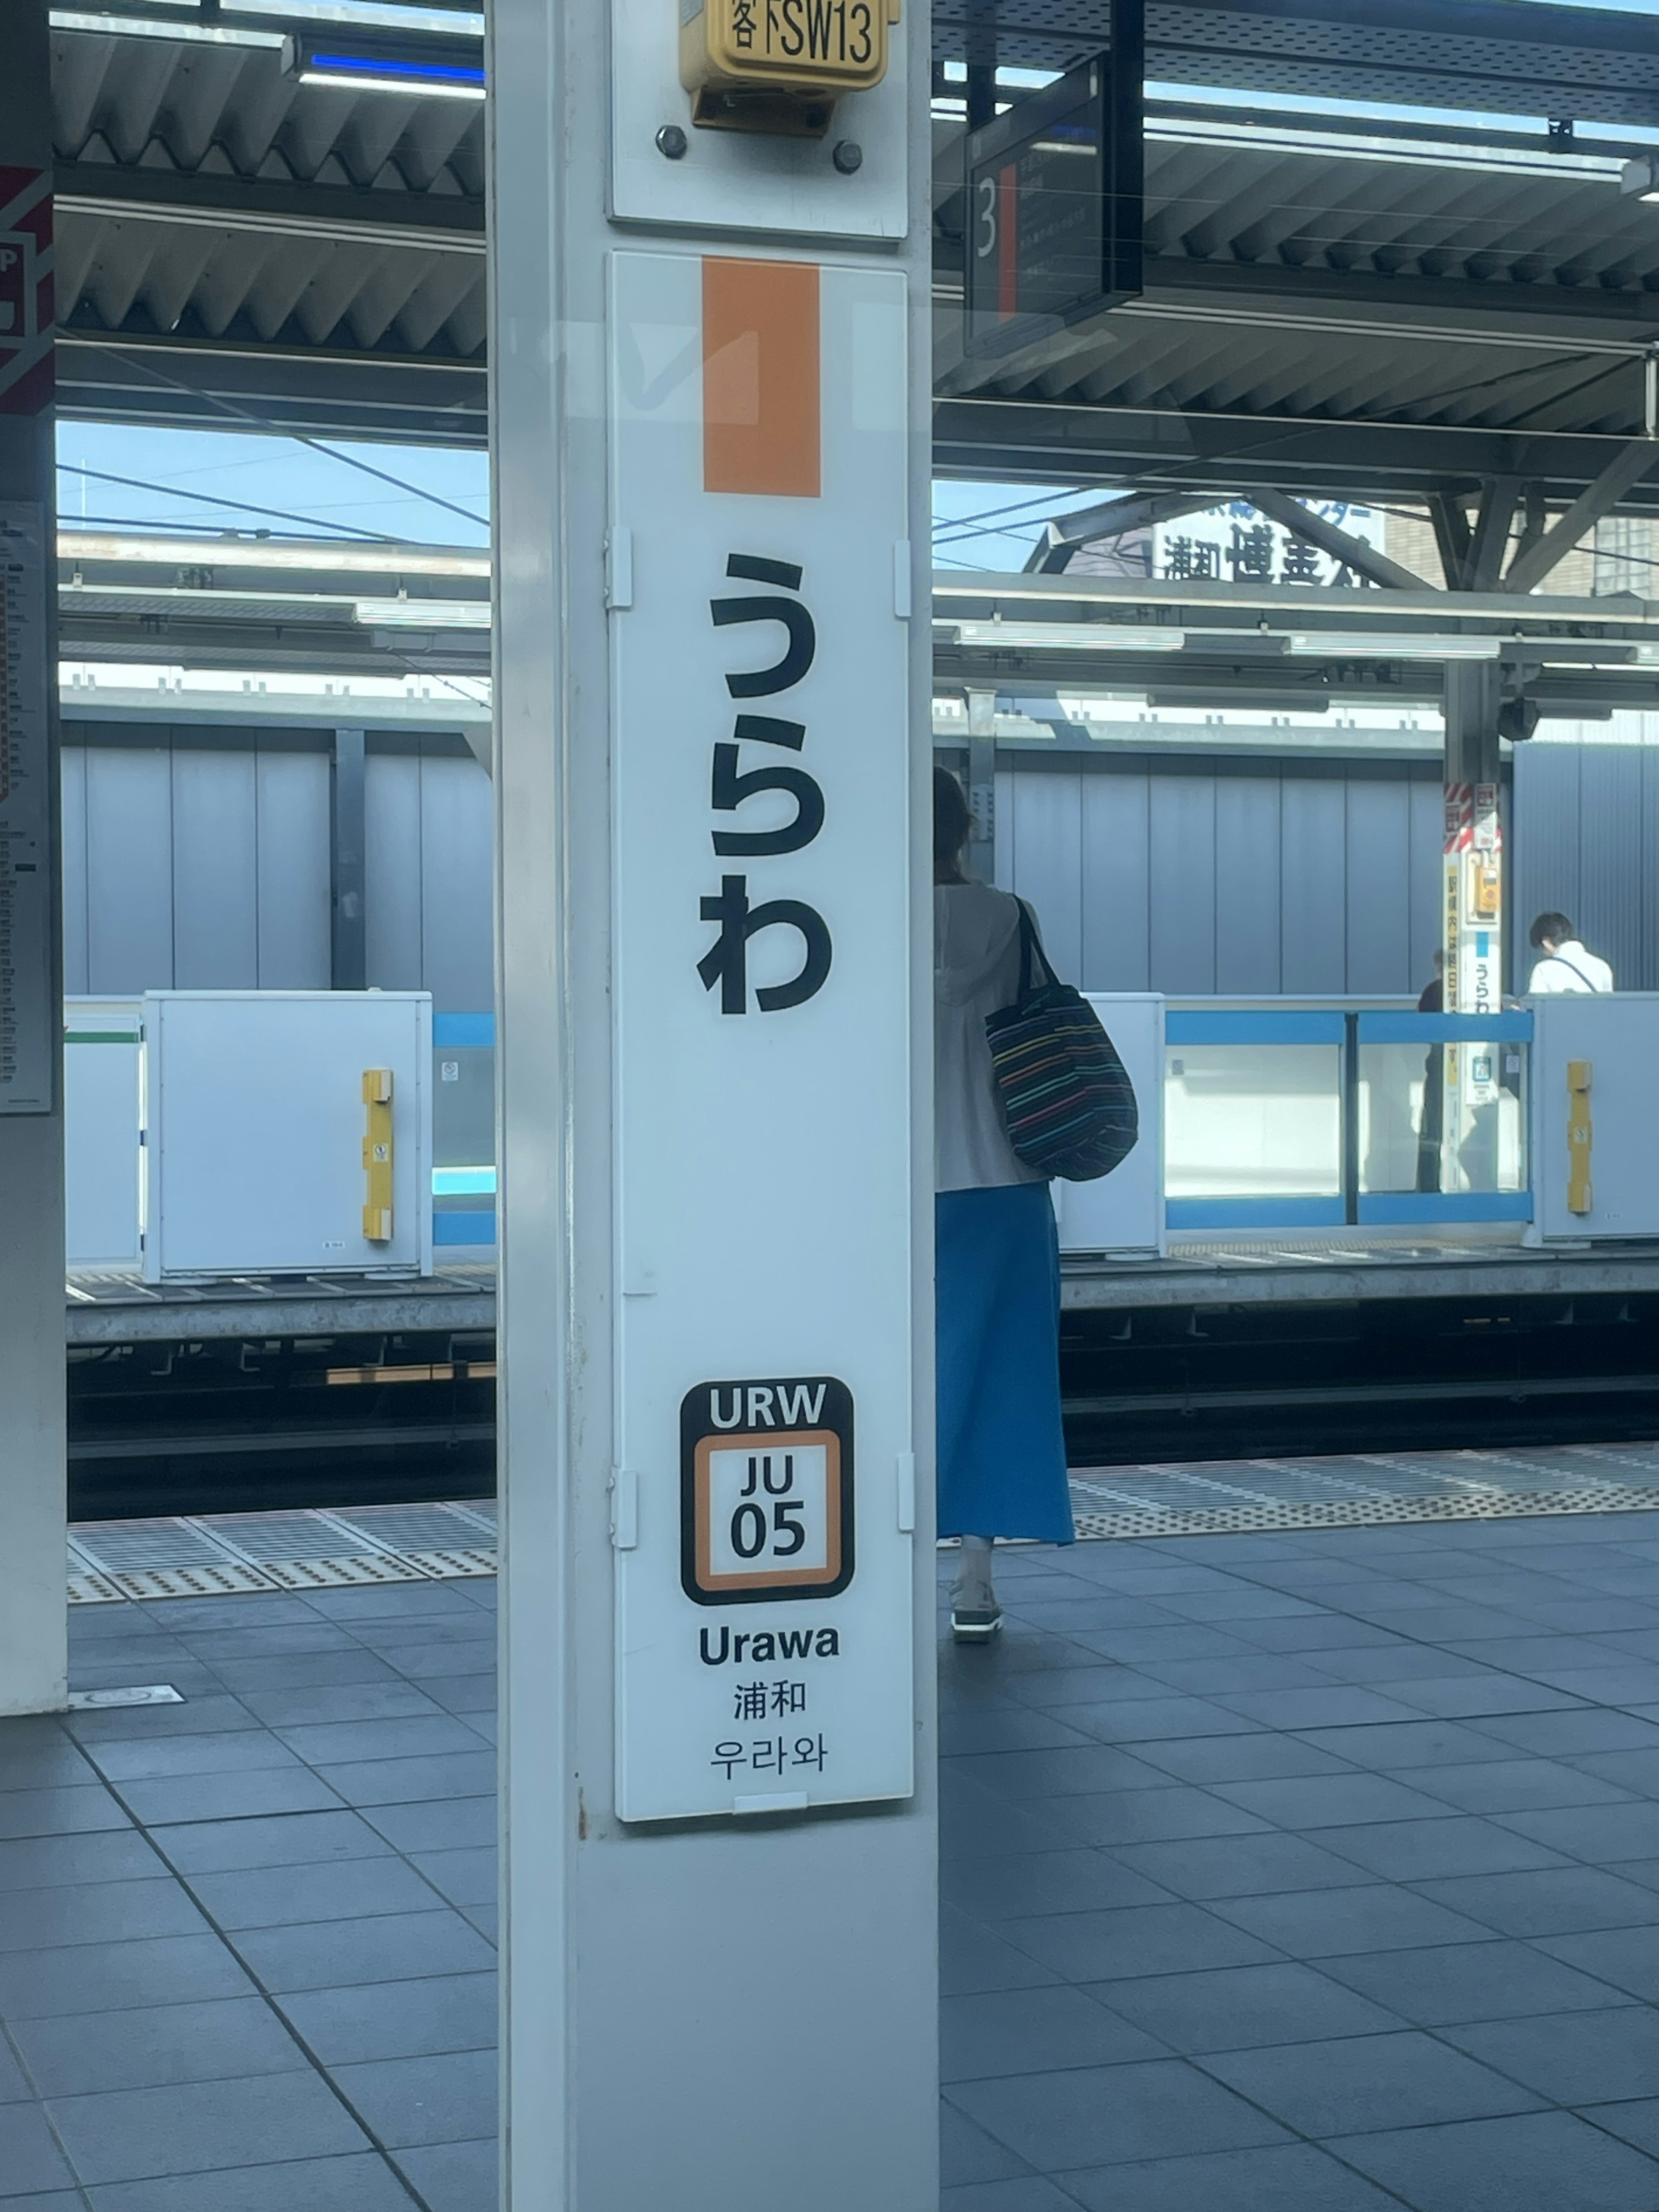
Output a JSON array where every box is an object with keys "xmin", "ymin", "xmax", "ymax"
[
  {"xmin": 329, "ymin": 726, "xmax": 367, "ymax": 992},
  {"xmin": 491, "ymin": 0, "xmax": 936, "ymax": 2200},
  {"xmin": 0, "ymin": 0, "xmax": 67, "ymax": 1716},
  {"xmin": 1439, "ymin": 661, "xmax": 1505, "ymax": 1196}
]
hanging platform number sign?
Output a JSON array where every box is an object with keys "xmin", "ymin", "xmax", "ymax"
[{"xmin": 682, "ymin": 1376, "xmax": 853, "ymax": 1603}]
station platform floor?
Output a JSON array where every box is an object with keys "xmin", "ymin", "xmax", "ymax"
[{"xmin": 16, "ymin": 1490, "xmax": 1659, "ymax": 2205}]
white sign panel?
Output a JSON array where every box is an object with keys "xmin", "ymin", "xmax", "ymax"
[
  {"xmin": 609, "ymin": 247, "xmax": 914, "ymax": 1823},
  {"xmin": 0, "ymin": 502, "xmax": 51, "ymax": 1113}
]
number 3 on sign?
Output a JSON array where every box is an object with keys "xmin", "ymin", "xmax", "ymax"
[{"xmin": 680, "ymin": 1376, "xmax": 855, "ymax": 1605}]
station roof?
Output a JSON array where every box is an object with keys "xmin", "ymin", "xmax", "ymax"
[{"xmin": 49, "ymin": 0, "xmax": 1659, "ymax": 515}]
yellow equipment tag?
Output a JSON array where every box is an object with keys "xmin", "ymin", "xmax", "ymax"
[
  {"xmin": 680, "ymin": 0, "xmax": 899, "ymax": 133},
  {"xmin": 362, "ymin": 1068, "xmax": 394, "ymax": 1243}
]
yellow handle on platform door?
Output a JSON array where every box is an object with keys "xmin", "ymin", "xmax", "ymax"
[
  {"xmin": 1567, "ymin": 1058, "xmax": 1593, "ymax": 1217},
  {"xmin": 362, "ymin": 1068, "xmax": 394, "ymax": 1242}
]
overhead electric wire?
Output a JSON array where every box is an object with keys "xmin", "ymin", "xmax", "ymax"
[
  {"xmin": 57, "ymin": 463, "xmax": 401, "ymax": 543},
  {"xmin": 83, "ymin": 342, "xmax": 490, "ymax": 533}
]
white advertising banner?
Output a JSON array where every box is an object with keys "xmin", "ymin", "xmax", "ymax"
[{"xmin": 608, "ymin": 248, "xmax": 915, "ymax": 1823}]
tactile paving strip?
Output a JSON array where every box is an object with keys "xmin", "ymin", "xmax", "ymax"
[{"xmin": 67, "ymin": 1502, "xmax": 497, "ymax": 1603}]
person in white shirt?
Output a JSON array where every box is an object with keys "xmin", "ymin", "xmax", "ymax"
[
  {"xmin": 1526, "ymin": 913, "xmax": 1614, "ymax": 995},
  {"xmin": 934, "ymin": 767, "xmax": 1072, "ymax": 1643}
]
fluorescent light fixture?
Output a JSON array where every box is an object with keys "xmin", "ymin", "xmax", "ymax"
[
  {"xmin": 60, "ymin": 532, "xmax": 490, "ymax": 578},
  {"xmin": 232, "ymin": 0, "xmax": 483, "ymax": 29},
  {"xmin": 356, "ymin": 596, "xmax": 489, "ymax": 626},
  {"xmin": 299, "ymin": 51, "xmax": 485, "ymax": 95},
  {"xmin": 1622, "ymin": 154, "xmax": 1659, "ymax": 203},
  {"xmin": 51, "ymin": 10, "xmax": 285, "ymax": 41},
  {"xmin": 945, "ymin": 622, "xmax": 1186, "ymax": 652},
  {"xmin": 1287, "ymin": 632, "xmax": 1501, "ymax": 661}
]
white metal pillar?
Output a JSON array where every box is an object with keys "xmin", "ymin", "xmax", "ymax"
[
  {"xmin": 489, "ymin": 0, "xmax": 937, "ymax": 2200},
  {"xmin": 1440, "ymin": 661, "xmax": 1504, "ymax": 1192},
  {"xmin": 0, "ymin": 0, "xmax": 67, "ymax": 1717}
]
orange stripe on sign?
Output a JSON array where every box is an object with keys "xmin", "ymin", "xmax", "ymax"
[{"xmin": 702, "ymin": 257, "xmax": 820, "ymax": 499}]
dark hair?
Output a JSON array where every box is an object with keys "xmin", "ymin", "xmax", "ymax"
[
  {"xmin": 1530, "ymin": 911, "xmax": 1574, "ymax": 949},
  {"xmin": 934, "ymin": 765, "xmax": 972, "ymax": 883}
]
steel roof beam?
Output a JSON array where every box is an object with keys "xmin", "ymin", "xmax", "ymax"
[
  {"xmin": 1023, "ymin": 491, "xmax": 1224, "ymax": 572},
  {"xmin": 1247, "ymin": 488, "xmax": 1430, "ymax": 591},
  {"xmin": 1503, "ymin": 438, "xmax": 1659, "ymax": 593}
]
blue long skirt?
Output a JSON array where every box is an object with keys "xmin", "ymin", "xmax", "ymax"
[{"xmin": 936, "ymin": 1180, "xmax": 1074, "ymax": 1545}]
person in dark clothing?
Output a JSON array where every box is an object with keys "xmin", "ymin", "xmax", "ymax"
[{"xmin": 1415, "ymin": 951, "xmax": 1444, "ymax": 1192}]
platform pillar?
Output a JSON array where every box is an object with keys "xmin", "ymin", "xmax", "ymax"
[
  {"xmin": 0, "ymin": 0, "xmax": 66, "ymax": 1716},
  {"xmin": 1440, "ymin": 661, "xmax": 1504, "ymax": 1193},
  {"xmin": 489, "ymin": 0, "xmax": 937, "ymax": 2202}
]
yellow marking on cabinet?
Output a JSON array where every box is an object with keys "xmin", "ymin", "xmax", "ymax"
[{"xmin": 362, "ymin": 1067, "xmax": 394, "ymax": 1242}]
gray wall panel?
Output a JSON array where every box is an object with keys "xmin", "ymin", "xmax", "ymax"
[
  {"xmin": 256, "ymin": 750, "xmax": 331, "ymax": 989},
  {"xmin": 1214, "ymin": 777, "xmax": 1281, "ymax": 994},
  {"xmin": 1281, "ymin": 779, "xmax": 1348, "ymax": 993},
  {"xmin": 171, "ymin": 751, "xmax": 258, "ymax": 989},
  {"xmin": 1009, "ymin": 770, "xmax": 1082, "ymax": 982},
  {"xmin": 60, "ymin": 747, "xmax": 89, "ymax": 997},
  {"xmin": 1346, "ymin": 779, "xmax": 1412, "ymax": 995},
  {"xmin": 1576, "ymin": 748, "xmax": 1642, "ymax": 988},
  {"xmin": 1148, "ymin": 776, "xmax": 1217, "ymax": 993},
  {"xmin": 83, "ymin": 748, "xmax": 173, "ymax": 994},
  {"xmin": 1080, "ymin": 771, "xmax": 1149, "ymax": 991},
  {"xmin": 1408, "ymin": 777, "xmax": 1444, "ymax": 995},
  {"xmin": 1513, "ymin": 744, "xmax": 1580, "ymax": 984},
  {"xmin": 419, "ymin": 753, "xmax": 495, "ymax": 1011},
  {"xmin": 365, "ymin": 753, "xmax": 424, "ymax": 992}
]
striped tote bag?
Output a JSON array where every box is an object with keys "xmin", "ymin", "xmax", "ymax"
[{"xmin": 984, "ymin": 904, "xmax": 1139, "ymax": 1181}]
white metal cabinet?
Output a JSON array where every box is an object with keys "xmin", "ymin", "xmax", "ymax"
[
  {"xmin": 142, "ymin": 991, "xmax": 432, "ymax": 1280},
  {"xmin": 1053, "ymin": 994, "xmax": 1166, "ymax": 1255},
  {"xmin": 64, "ymin": 997, "xmax": 143, "ymax": 1270},
  {"xmin": 1530, "ymin": 992, "xmax": 1659, "ymax": 1243}
]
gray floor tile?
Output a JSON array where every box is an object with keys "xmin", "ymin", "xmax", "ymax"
[
  {"xmin": 1090, "ymin": 1961, "xmax": 1401, "ymax": 2054},
  {"xmin": 1316, "ymin": 1816, "xmax": 1567, "ymax": 1883},
  {"xmin": 1059, "ymin": 2142, "xmax": 1407, "ymax": 2211},
  {"xmin": 950, "ymin": 2057, "xmax": 1290, "ymax": 2171},
  {"xmin": 420, "ymin": 1675, "xmax": 495, "ymax": 1717},
  {"xmin": 0, "ymin": 1741, "xmax": 98, "ymax": 1794},
  {"xmin": 359, "ymin": 1799, "xmax": 496, "ymax": 1855},
  {"xmin": 111, "ymin": 1770, "xmax": 346, "ymax": 1827},
  {"xmin": 368, "ymin": 1641, "xmax": 496, "ymax": 1682},
  {"xmin": 0, "ymin": 1789, "xmax": 130, "ymax": 1842},
  {"xmin": 941, "ymin": 1711, "xmax": 1098, "ymax": 1758},
  {"xmin": 186, "ymin": 1857, "xmax": 444, "ymax": 1931},
  {"xmin": 1097, "ymin": 1831, "xmax": 1373, "ymax": 1902},
  {"xmin": 1201, "ymin": 2028, "xmax": 1542, "ymax": 2135},
  {"xmin": 942, "ymin": 1850, "xmax": 1174, "ymax": 1923},
  {"xmin": 203, "ymin": 1651, "xmax": 405, "ymax": 1695},
  {"xmin": 1474, "ymin": 1710, "xmax": 1659, "ymax": 1757},
  {"xmin": 407, "ymin": 1850, "xmax": 495, "ymax": 1911},
  {"xmin": 11, "ymin": 1995, "xmax": 307, "ymax": 2097},
  {"xmin": 1208, "ymin": 1773, "xmax": 1468, "ymax": 1829},
  {"xmin": 237, "ymin": 1683, "xmax": 448, "ymax": 1729},
  {"xmin": 1584, "ymin": 2100, "xmax": 1659, "ymax": 2160},
  {"xmin": 0, "ymin": 2104, "xmax": 78, "ymax": 2196},
  {"xmin": 303, "ymin": 1585, "xmax": 482, "ymax": 1623},
  {"xmin": 950, "ymin": 1747, "xmax": 1182, "ymax": 1803},
  {"xmin": 387, "ymin": 2137, "xmax": 496, "ymax": 2212},
  {"xmin": 0, "ymin": 2040, "xmax": 27, "ymax": 2102},
  {"xmin": 1412, "ymin": 1866, "xmax": 1659, "ymax": 1938},
  {"xmin": 1444, "ymin": 2007, "xmax": 1659, "ymax": 2105},
  {"xmin": 82, "ymin": 2152, "xmax": 418, "ymax": 2212},
  {"xmin": 1125, "ymin": 1656, "xmax": 1336, "ymax": 1696},
  {"xmin": 941, "ymin": 2180, "xmax": 1082, "ymax": 2212},
  {"xmin": 47, "ymin": 2069, "xmax": 369, "ymax": 2184},
  {"xmin": 1294, "ymin": 1719, "xmax": 1524, "ymax": 1770},
  {"xmin": 941, "ymin": 2104, "xmax": 1038, "ymax": 2187},
  {"xmin": 228, "ymin": 1909, "xmax": 498, "ymax": 1994},
  {"xmin": 1499, "ymin": 1802, "xmax": 1659, "ymax": 1865},
  {"xmin": 1001, "ymin": 1903, "xmax": 1280, "ymax": 1983},
  {"xmin": 941, "ymin": 1986, "xmax": 1166, "ymax": 2082},
  {"xmin": 941, "ymin": 1907, "xmax": 1064, "ymax": 1996},
  {"xmin": 1209, "ymin": 1882, "xmax": 1499, "ymax": 1959},
  {"xmin": 0, "ymin": 1877, "xmax": 210, "ymax": 1953},
  {"xmin": 80, "ymin": 1735, "xmax": 299, "ymax": 1785},
  {"xmin": 1318, "ymin": 1939, "xmax": 1636, "ymax": 2024},
  {"xmin": 1541, "ymin": 1926, "xmax": 1659, "ymax": 2002},
  {"xmin": 1065, "ymin": 1699, "xmax": 1267, "ymax": 1745},
  {"xmin": 65, "ymin": 1698, "xmax": 263, "ymax": 1744},
  {"xmin": 1049, "ymin": 1787, "xmax": 1272, "ymax": 1848},
  {"xmin": 1328, "ymin": 2110, "xmax": 1659, "ymax": 2212},
  {"xmin": 0, "ymin": 1831, "xmax": 162, "ymax": 1891},
  {"xmin": 0, "ymin": 1934, "xmax": 254, "ymax": 2021},
  {"xmin": 1127, "ymin": 1734, "xmax": 1355, "ymax": 1785},
  {"xmin": 1395, "ymin": 1758, "xmax": 1635, "ymax": 1816},
  {"xmin": 149, "ymin": 1808, "xmax": 391, "ymax": 1877},
  {"xmin": 1216, "ymin": 1688, "xmax": 1427, "ymax": 1730},
  {"xmin": 331, "ymin": 2048, "xmax": 495, "ymax": 2148},
  {"xmin": 273, "ymin": 1973, "xmax": 498, "ymax": 2065},
  {"xmin": 271, "ymin": 1717, "xmax": 489, "ymax": 1767},
  {"xmin": 312, "ymin": 1754, "xmax": 496, "ymax": 1808}
]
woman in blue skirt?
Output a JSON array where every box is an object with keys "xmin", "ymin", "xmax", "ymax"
[{"xmin": 934, "ymin": 767, "xmax": 1073, "ymax": 1641}]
